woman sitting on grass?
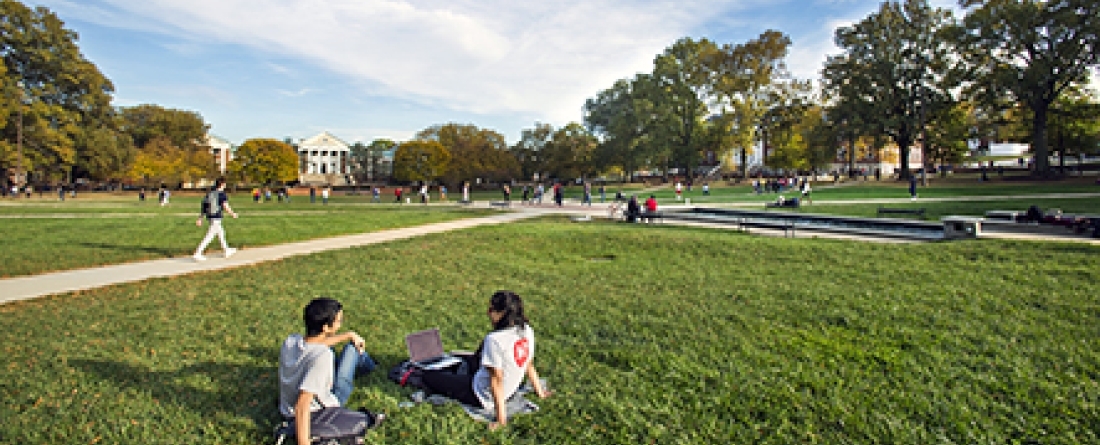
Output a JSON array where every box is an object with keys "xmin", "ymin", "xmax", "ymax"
[{"xmin": 421, "ymin": 290, "xmax": 551, "ymax": 430}]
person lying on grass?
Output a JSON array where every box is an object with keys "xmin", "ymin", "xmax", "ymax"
[
  {"xmin": 420, "ymin": 290, "xmax": 552, "ymax": 430},
  {"xmin": 278, "ymin": 298, "xmax": 379, "ymax": 444}
]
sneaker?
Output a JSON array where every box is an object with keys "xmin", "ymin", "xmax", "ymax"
[
  {"xmin": 193, "ymin": 254, "xmax": 207, "ymax": 262},
  {"xmin": 224, "ymin": 248, "xmax": 237, "ymax": 258}
]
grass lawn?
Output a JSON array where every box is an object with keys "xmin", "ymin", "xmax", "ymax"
[
  {"xmin": 1, "ymin": 217, "xmax": 1097, "ymax": 444},
  {"xmin": 0, "ymin": 201, "xmax": 494, "ymax": 277}
]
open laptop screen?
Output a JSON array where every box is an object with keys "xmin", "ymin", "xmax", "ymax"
[{"xmin": 406, "ymin": 328, "xmax": 445, "ymax": 363}]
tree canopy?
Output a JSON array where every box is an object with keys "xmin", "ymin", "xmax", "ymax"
[
  {"xmin": 1, "ymin": 0, "xmax": 127, "ymax": 185},
  {"xmin": 227, "ymin": 138, "xmax": 299, "ymax": 185},
  {"xmin": 392, "ymin": 140, "xmax": 450, "ymax": 183},
  {"xmin": 956, "ymin": 0, "xmax": 1100, "ymax": 175},
  {"xmin": 416, "ymin": 123, "xmax": 518, "ymax": 185}
]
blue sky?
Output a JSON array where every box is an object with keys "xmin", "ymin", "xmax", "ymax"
[{"xmin": 30, "ymin": 0, "xmax": 960, "ymax": 145}]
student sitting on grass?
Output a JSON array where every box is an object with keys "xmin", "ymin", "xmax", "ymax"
[
  {"xmin": 279, "ymin": 298, "xmax": 381, "ymax": 444},
  {"xmin": 420, "ymin": 291, "xmax": 551, "ymax": 430}
]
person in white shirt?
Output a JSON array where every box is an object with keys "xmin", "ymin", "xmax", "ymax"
[
  {"xmin": 278, "ymin": 298, "xmax": 379, "ymax": 444},
  {"xmin": 420, "ymin": 290, "xmax": 551, "ymax": 430}
]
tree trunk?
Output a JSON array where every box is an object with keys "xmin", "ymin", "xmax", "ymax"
[
  {"xmin": 1032, "ymin": 103, "xmax": 1050, "ymax": 176},
  {"xmin": 847, "ymin": 136, "xmax": 856, "ymax": 178},
  {"xmin": 740, "ymin": 147, "xmax": 748, "ymax": 179},
  {"xmin": 897, "ymin": 137, "xmax": 912, "ymax": 180}
]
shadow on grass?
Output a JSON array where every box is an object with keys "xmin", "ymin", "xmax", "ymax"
[
  {"xmin": 76, "ymin": 242, "xmax": 178, "ymax": 257},
  {"xmin": 70, "ymin": 346, "xmax": 280, "ymax": 434},
  {"xmin": 69, "ymin": 347, "xmax": 407, "ymax": 438}
]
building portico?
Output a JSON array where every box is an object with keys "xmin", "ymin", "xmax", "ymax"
[{"xmin": 298, "ymin": 131, "xmax": 351, "ymax": 185}]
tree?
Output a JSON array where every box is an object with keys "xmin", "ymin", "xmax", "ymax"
[
  {"xmin": 514, "ymin": 122, "xmax": 553, "ymax": 181},
  {"xmin": 957, "ymin": 0, "xmax": 1100, "ymax": 176},
  {"xmin": 2, "ymin": 0, "xmax": 123, "ymax": 184},
  {"xmin": 706, "ymin": 30, "xmax": 795, "ymax": 178},
  {"xmin": 924, "ymin": 102, "xmax": 972, "ymax": 169},
  {"xmin": 416, "ymin": 123, "xmax": 518, "ymax": 185},
  {"xmin": 542, "ymin": 123, "xmax": 598, "ymax": 180},
  {"xmin": 1046, "ymin": 90, "xmax": 1100, "ymax": 172},
  {"xmin": 823, "ymin": 0, "xmax": 960, "ymax": 180},
  {"xmin": 227, "ymin": 138, "xmax": 299, "ymax": 185},
  {"xmin": 585, "ymin": 75, "xmax": 663, "ymax": 182},
  {"xmin": 118, "ymin": 104, "xmax": 209, "ymax": 151},
  {"xmin": 392, "ymin": 140, "xmax": 450, "ymax": 183},
  {"xmin": 650, "ymin": 37, "xmax": 717, "ymax": 179}
]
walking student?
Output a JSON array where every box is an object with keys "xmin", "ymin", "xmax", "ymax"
[{"xmin": 194, "ymin": 177, "xmax": 238, "ymax": 261}]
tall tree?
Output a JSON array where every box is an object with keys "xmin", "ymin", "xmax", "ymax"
[
  {"xmin": 650, "ymin": 37, "xmax": 717, "ymax": 180},
  {"xmin": 706, "ymin": 30, "xmax": 795, "ymax": 178},
  {"xmin": 542, "ymin": 122, "xmax": 598, "ymax": 180},
  {"xmin": 513, "ymin": 122, "xmax": 553, "ymax": 182},
  {"xmin": 823, "ymin": 0, "xmax": 960, "ymax": 180},
  {"xmin": 227, "ymin": 138, "xmax": 299, "ymax": 185},
  {"xmin": 1, "ymin": 0, "xmax": 124, "ymax": 184},
  {"xmin": 392, "ymin": 140, "xmax": 450, "ymax": 183},
  {"xmin": 585, "ymin": 74, "xmax": 663, "ymax": 182},
  {"xmin": 1045, "ymin": 90, "xmax": 1100, "ymax": 172},
  {"xmin": 416, "ymin": 123, "xmax": 518, "ymax": 185},
  {"xmin": 118, "ymin": 104, "xmax": 209, "ymax": 151},
  {"xmin": 957, "ymin": 0, "xmax": 1100, "ymax": 176}
]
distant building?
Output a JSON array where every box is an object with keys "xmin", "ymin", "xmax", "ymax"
[
  {"xmin": 298, "ymin": 131, "xmax": 351, "ymax": 185},
  {"xmin": 207, "ymin": 134, "xmax": 234, "ymax": 175}
]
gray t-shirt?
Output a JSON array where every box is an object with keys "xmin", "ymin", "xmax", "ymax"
[
  {"xmin": 473, "ymin": 325, "xmax": 535, "ymax": 409},
  {"xmin": 278, "ymin": 334, "xmax": 339, "ymax": 418}
]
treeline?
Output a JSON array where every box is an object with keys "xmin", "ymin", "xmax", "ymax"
[
  {"xmin": 392, "ymin": 0, "xmax": 1099, "ymax": 184},
  {"xmin": 3, "ymin": 0, "xmax": 1099, "ymax": 190}
]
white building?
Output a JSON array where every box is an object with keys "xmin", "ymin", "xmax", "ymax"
[
  {"xmin": 298, "ymin": 131, "xmax": 352, "ymax": 185},
  {"xmin": 206, "ymin": 134, "xmax": 234, "ymax": 175}
]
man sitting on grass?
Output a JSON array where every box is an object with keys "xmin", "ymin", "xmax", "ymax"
[{"xmin": 279, "ymin": 298, "xmax": 381, "ymax": 444}]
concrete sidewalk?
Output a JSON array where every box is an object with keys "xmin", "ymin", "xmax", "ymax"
[
  {"xmin": 0, "ymin": 211, "xmax": 538, "ymax": 306},
  {"xmin": 3, "ymin": 199, "xmax": 1097, "ymax": 306}
]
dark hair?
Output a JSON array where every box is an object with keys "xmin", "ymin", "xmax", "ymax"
[
  {"xmin": 304, "ymin": 298, "xmax": 342, "ymax": 337},
  {"xmin": 490, "ymin": 290, "xmax": 528, "ymax": 332},
  {"xmin": 215, "ymin": 177, "xmax": 226, "ymax": 188}
]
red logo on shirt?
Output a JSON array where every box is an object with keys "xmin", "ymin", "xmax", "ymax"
[{"xmin": 514, "ymin": 338, "xmax": 530, "ymax": 368}]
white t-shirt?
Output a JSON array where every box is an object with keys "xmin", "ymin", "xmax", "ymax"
[
  {"xmin": 278, "ymin": 334, "xmax": 339, "ymax": 418},
  {"xmin": 473, "ymin": 325, "xmax": 535, "ymax": 409}
]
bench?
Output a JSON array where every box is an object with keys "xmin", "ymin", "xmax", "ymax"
[
  {"xmin": 621, "ymin": 210, "xmax": 662, "ymax": 223},
  {"xmin": 877, "ymin": 207, "xmax": 926, "ymax": 219}
]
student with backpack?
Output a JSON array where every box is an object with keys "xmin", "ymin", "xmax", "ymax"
[
  {"xmin": 277, "ymin": 298, "xmax": 383, "ymax": 444},
  {"xmin": 419, "ymin": 291, "xmax": 551, "ymax": 431},
  {"xmin": 193, "ymin": 177, "xmax": 238, "ymax": 261}
]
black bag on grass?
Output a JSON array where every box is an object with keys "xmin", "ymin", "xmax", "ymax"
[
  {"xmin": 387, "ymin": 360, "xmax": 426, "ymax": 389},
  {"xmin": 273, "ymin": 407, "xmax": 383, "ymax": 445}
]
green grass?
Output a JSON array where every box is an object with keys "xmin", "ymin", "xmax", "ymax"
[
  {"xmin": 0, "ymin": 203, "xmax": 494, "ymax": 277},
  {"xmin": 1, "ymin": 217, "xmax": 1098, "ymax": 444}
]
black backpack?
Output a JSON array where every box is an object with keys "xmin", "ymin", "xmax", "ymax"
[{"xmin": 387, "ymin": 360, "xmax": 426, "ymax": 389}]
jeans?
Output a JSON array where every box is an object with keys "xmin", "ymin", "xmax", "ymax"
[{"xmin": 333, "ymin": 343, "xmax": 377, "ymax": 406}]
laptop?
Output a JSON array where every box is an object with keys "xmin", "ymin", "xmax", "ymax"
[{"xmin": 405, "ymin": 328, "xmax": 463, "ymax": 370}]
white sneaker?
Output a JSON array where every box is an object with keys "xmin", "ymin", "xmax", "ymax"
[
  {"xmin": 193, "ymin": 254, "xmax": 207, "ymax": 262},
  {"xmin": 225, "ymin": 248, "xmax": 238, "ymax": 258}
]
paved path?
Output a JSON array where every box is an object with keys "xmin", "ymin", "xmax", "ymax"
[
  {"xmin": 0, "ymin": 211, "xmax": 539, "ymax": 306},
  {"xmin": 2, "ymin": 195, "xmax": 1098, "ymax": 306}
]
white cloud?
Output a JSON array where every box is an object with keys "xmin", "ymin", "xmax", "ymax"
[
  {"xmin": 44, "ymin": 0, "xmax": 741, "ymax": 125},
  {"xmin": 277, "ymin": 88, "xmax": 317, "ymax": 98}
]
